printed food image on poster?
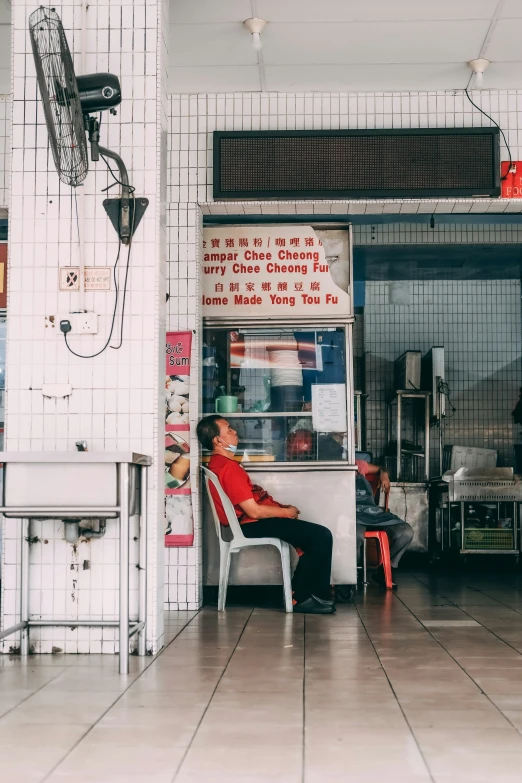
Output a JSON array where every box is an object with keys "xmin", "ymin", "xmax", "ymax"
[{"xmin": 165, "ymin": 331, "xmax": 194, "ymax": 547}]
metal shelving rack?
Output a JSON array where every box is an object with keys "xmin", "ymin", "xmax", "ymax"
[{"xmin": 387, "ymin": 390, "xmax": 431, "ymax": 482}]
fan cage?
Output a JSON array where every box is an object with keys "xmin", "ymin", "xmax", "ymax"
[{"xmin": 29, "ymin": 6, "xmax": 88, "ymax": 187}]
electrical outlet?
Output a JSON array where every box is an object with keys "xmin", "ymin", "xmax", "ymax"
[
  {"xmin": 75, "ymin": 312, "xmax": 98, "ymax": 334},
  {"xmin": 46, "ymin": 314, "xmax": 71, "ymax": 329},
  {"xmin": 47, "ymin": 313, "xmax": 98, "ymax": 334}
]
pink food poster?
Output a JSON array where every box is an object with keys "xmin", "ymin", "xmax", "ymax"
[{"xmin": 165, "ymin": 331, "xmax": 194, "ymax": 547}]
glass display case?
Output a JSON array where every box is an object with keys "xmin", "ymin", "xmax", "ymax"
[
  {"xmin": 201, "ymin": 223, "xmax": 356, "ymax": 588},
  {"xmin": 202, "ymin": 325, "xmax": 350, "ymax": 464}
]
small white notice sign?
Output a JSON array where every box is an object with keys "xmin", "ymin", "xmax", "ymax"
[
  {"xmin": 84, "ymin": 267, "xmax": 111, "ymax": 291},
  {"xmin": 59, "ymin": 267, "xmax": 80, "ymax": 291},
  {"xmin": 59, "ymin": 267, "xmax": 111, "ymax": 291},
  {"xmin": 311, "ymin": 384, "xmax": 347, "ymax": 433}
]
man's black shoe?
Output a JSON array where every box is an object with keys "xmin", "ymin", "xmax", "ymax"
[
  {"xmin": 311, "ymin": 594, "xmax": 335, "ymax": 606},
  {"xmin": 293, "ymin": 596, "xmax": 336, "ymax": 614}
]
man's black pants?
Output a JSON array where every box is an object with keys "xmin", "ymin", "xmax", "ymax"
[{"xmin": 242, "ymin": 518, "xmax": 333, "ymax": 603}]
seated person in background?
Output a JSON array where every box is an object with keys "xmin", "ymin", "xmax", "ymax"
[
  {"xmin": 355, "ymin": 458, "xmax": 413, "ymax": 588},
  {"xmin": 197, "ymin": 414, "xmax": 336, "ymax": 615}
]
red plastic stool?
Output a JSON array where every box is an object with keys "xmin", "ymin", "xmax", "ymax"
[{"xmin": 363, "ymin": 530, "xmax": 394, "ymax": 589}]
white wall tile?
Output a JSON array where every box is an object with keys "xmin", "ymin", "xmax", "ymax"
[{"xmin": 1, "ymin": 0, "xmax": 168, "ymax": 655}]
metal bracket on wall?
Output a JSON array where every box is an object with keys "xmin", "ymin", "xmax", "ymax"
[{"xmin": 103, "ymin": 197, "xmax": 149, "ymax": 244}]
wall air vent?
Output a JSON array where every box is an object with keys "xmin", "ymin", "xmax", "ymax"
[{"xmin": 213, "ymin": 128, "xmax": 500, "ymax": 200}]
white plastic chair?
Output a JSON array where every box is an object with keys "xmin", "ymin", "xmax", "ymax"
[{"xmin": 202, "ymin": 466, "xmax": 293, "ymax": 613}]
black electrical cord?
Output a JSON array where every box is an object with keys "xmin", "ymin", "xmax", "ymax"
[
  {"xmin": 464, "ymin": 88, "xmax": 512, "ymax": 180},
  {"xmin": 62, "ymin": 119, "xmax": 136, "ymax": 358},
  {"xmin": 62, "ymin": 240, "xmax": 123, "ymax": 358},
  {"xmin": 102, "ymin": 187, "xmax": 136, "ymax": 351},
  {"xmin": 99, "ymin": 129, "xmax": 136, "ymax": 349},
  {"xmin": 100, "ymin": 154, "xmax": 136, "ymax": 193},
  {"xmin": 438, "ymin": 378, "xmax": 456, "ymax": 419},
  {"xmin": 110, "ymin": 191, "xmax": 135, "ymax": 350}
]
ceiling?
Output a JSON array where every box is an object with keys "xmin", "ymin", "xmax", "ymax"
[
  {"xmin": 169, "ymin": 0, "xmax": 522, "ymax": 93},
  {"xmin": 0, "ymin": 2, "xmax": 521, "ymax": 97}
]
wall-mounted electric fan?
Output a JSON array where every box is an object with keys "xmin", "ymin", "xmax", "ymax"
[{"xmin": 29, "ymin": 6, "xmax": 148, "ymax": 243}]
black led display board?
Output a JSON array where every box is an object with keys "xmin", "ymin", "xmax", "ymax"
[{"xmin": 213, "ymin": 128, "xmax": 500, "ymax": 200}]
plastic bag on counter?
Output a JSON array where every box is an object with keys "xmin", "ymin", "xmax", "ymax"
[{"xmin": 249, "ymin": 376, "xmax": 271, "ymax": 412}]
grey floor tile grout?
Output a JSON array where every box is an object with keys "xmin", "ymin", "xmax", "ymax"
[
  {"xmin": 406, "ymin": 571, "xmax": 522, "ymax": 658},
  {"xmin": 0, "ymin": 667, "xmax": 66, "ymax": 720},
  {"xmin": 36, "ymin": 610, "xmax": 202, "ymax": 783},
  {"xmin": 170, "ymin": 607, "xmax": 255, "ymax": 783},
  {"xmin": 353, "ymin": 595, "xmax": 437, "ymax": 783},
  {"xmin": 395, "ymin": 574, "xmax": 522, "ymax": 737},
  {"xmin": 6, "ymin": 578, "xmax": 522, "ymax": 781}
]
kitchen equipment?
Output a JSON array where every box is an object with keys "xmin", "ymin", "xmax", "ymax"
[
  {"xmin": 387, "ymin": 389, "xmax": 431, "ymax": 482},
  {"xmin": 443, "ymin": 445, "xmax": 497, "ymax": 472},
  {"xmin": 422, "ymin": 346, "xmax": 445, "ymax": 419},
  {"xmin": 202, "ymin": 315, "xmax": 355, "ymax": 589},
  {"xmin": 395, "ymin": 351, "xmax": 422, "ymax": 390},
  {"xmin": 433, "ymin": 467, "xmax": 522, "ymax": 557},
  {"xmin": 442, "ymin": 467, "xmax": 522, "ymax": 502}
]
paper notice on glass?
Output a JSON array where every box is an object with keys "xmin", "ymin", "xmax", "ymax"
[{"xmin": 311, "ymin": 384, "xmax": 347, "ymax": 433}]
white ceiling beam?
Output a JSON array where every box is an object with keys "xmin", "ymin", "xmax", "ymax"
[
  {"xmin": 250, "ymin": 0, "xmax": 266, "ymax": 91},
  {"xmin": 478, "ymin": 0, "xmax": 505, "ymax": 59},
  {"xmin": 467, "ymin": 0, "xmax": 505, "ymax": 87},
  {"xmin": 478, "ymin": 0, "xmax": 506, "ymax": 57}
]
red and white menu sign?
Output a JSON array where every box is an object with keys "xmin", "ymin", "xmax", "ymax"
[{"xmin": 202, "ymin": 226, "xmax": 351, "ymax": 317}]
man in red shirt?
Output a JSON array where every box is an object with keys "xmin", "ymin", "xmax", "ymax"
[{"xmin": 197, "ymin": 415, "xmax": 336, "ymax": 614}]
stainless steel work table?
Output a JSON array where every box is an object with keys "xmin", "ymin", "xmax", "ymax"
[{"xmin": 0, "ymin": 452, "xmax": 151, "ymax": 674}]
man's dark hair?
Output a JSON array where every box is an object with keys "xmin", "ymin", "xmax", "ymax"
[{"xmin": 196, "ymin": 415, "xmax": 223, "ymax": 450}]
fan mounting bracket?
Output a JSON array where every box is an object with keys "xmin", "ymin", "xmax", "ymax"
[{"xmin": 103, "ymin": 197, "xmax": 149, "ymax": 245}]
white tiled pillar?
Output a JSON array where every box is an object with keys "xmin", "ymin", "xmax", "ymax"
[
  {"xmin": 0, "ymin": 97, "xmax": 11, "ymax": 209},
  {"xmin": 1, "ymin": 0, "xmax": 169, "ymax": 654},
  {"xmin": 165, "ymin": 203, "xmax": 202, "ymax": 610}
]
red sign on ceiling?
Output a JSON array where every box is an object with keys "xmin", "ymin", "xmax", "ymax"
[{"xmin": 501, "ymin": 161, "xmax": 522, "ymax": 198}]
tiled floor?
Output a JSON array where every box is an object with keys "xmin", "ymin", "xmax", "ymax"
[{"xmin": 4, "ymin": 570, "xmax": 522, "ymax": 782}]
